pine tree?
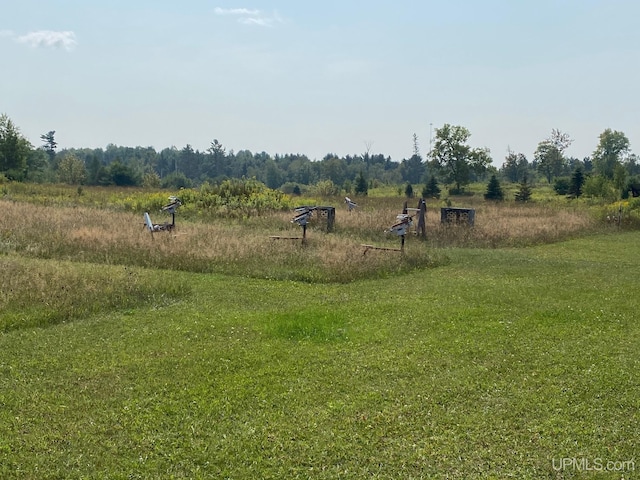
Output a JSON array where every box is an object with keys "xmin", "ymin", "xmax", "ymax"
[
  {"xmin": 355, "ymin": 170, "xmax": 368, "ymax": 195},
  {"xmin": 40, "ymin": 130, "xmax": 57, "ymax": 164},
  {"xmin": 515, "ymin": 173, "xmax": 532, "ymax": 202},
  {"xmin": 405, "ymin": 182, "xmax": 414, "ymax": 198},
  {"xmin": 422, "ymin": 175, "xmax": 441, "ymax": 199},
  {"xmin": 569, "ymin": 165, "xmax": 585, "ymax": 198},
  {"xmin": 484, "ymin": 174, "xmax": 504, "ymax": 200}
]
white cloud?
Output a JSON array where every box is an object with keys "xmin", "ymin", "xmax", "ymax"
[
  {"xmin": 17, "ymin": 30, "xmax": 77, "ymax": 51},
  {"xmin": 214, "ymin": 6, "xmax": 283, "ymax": 27},
  {"xmin": 214, "ymin": 7, "xmax": 260, "ymax": 16},
  {"xmin": 238, "ymin": 16, "xmax": 273, "ymax": 27}
]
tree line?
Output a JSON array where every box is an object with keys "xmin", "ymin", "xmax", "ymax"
[{"xmin": 1, "ymin": 113, "xmax": 637, "ymax": 199}]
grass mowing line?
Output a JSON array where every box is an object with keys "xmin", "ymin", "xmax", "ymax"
[
  {"xmin": 0, "ymin": 232, "xmax": 639, "ymax": 478},
  {"xmin": 0, "ymin": 254, "xmax": 191, "ymax": 332}
]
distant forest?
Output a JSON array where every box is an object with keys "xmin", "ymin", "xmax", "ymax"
[{"xmin": 2, "ymin": 113, "xmax": 639, "ymax": 199}]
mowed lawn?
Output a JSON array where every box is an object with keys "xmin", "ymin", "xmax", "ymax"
[{"xmin": 1, "ymin": 232, "xmax": 639, "ymax": 479}]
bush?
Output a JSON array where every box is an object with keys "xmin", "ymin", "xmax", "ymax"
[
  {"xmin": 624, "ymin": 176, "xmax": 640, "ymax": 199},
  {"xmin": 313, "ymin": 180, "xmax": 340, "ymax": 196},
  {"xmin": 583, "ymin": 175, "xmax": 617, "ymax": 201},
  {"xmin": 448, "ymin": 186, "xmax": 471, "ymax": 196},
  {"xmin": 142, "ymin": 171, "xmax": 161, "ymax": 188},
  {"xmin": 161, "ymin": 172, "xmax": 192, "ymax": 189},
  {"xmin": 279, "ymin": 182, "xmax": 305, "ymax": 195},
  {"xmin": 553, "ymin": 177, "xmax": 570, "ymax": 195}
]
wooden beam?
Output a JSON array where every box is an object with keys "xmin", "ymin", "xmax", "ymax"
[{"xmin": 361, "ymin": 244, "xmax": 402, "ymax": 255}]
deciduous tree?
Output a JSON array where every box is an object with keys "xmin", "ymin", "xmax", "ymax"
[
  {"xmin": 535, "ymin": 129, "xmax": 572, "ymax": 183},
  {"xmin": 501, "ymin": 150, "xmax": 528, "ymax": 182},
  {"xmin": 592, "ymin": 129, "xmax": 630, "ymax": 179},
  {"xmin": 57, "ymin": 153, "xmax": 87, "ymax": 184},
  {"xmin": 431, "ymin": 124, "xmax": 491, "ymax": 192}
]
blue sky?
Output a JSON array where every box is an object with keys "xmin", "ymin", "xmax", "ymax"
[{"xmin": 2, "ymin": 1, "xmax": 639, "ymax": 165}]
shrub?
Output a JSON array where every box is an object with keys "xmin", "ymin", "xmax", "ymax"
[
  {"xmin": 161, "ymin": 172, "xmax": 192, "ymax": 189},
  {"xmin": 583, "ymin": 175, "xmax": 617, "ymax": 201},
  {"xmin": 553, "ymin": 177, "xmax": 571, "ymax": 195},
  {"xmin": 313, "ymin": 180, "xmax": 340, "ymax": 196}
]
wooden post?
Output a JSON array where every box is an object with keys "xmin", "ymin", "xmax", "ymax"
[
  {"xmin": 416, "ymin": 198, "xmax": 426, "ymax": 239},
  {"xmin": 618, "ymin": 204, "xmax": 622, "ymax": 227},
  {"xmin": 326, "ymin": 207, "xmax": 335, "ymax": 232}
]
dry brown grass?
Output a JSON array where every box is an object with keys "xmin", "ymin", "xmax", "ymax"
[
  {"xmin": 307, "ymin": 197, "xmax": 599, "ymax": 248},
  {"xmin": 429, "ymin": 202, "xmax": 598, "ymax": 247},
  {"xmin": 0, "ymin": 200, "xmax": 440, "ymax": 282},
  {"xmin": 0, "ymin": 197, "xmax": 601, "ymax": 282}
]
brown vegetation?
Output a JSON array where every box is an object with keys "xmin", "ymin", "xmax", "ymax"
[{"xmin": 0, "ymin": 194, "xmax": 602, "ymax": 284}]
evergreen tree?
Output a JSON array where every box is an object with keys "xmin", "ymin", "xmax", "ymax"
[
  {"xmin": 405, "ymin": 182, "xmax": 414, "ymax": 198},
  {"xmin": 354, "ymin": 170, "xmax": 368, "ymax": 195},
  {"xmin": 484, "ymin": 174, "xmax": 504, "ymax": 200},
  {"xmin": 553, "ymin": 177, "xmax": 570, "ymax": 195},
  {"xmin": 569, "ymin": 165, "xmax": 585, "ymax": 198},
  {"xmin": 514, "ymin": 173, "xmax": 532, "ymax": 202},
  {"xmin": 0, "ymin": 114, "xmax": 31, "ymax": 181},
  {"xmin": 422, "ymin": 175, "xmax": 441, "ymax": 199},
  {"xmin": 40, "ymin": 131, "xmax": 57, "ymax": 164}
]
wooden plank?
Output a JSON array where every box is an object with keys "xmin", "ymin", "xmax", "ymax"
[
  {"xmin": 361, "ymin": 244, "xmax": 402, "ymax": 254},
  {"xmin": 270, "ymin": 236, "xmax": 303, "ymax": 240}
]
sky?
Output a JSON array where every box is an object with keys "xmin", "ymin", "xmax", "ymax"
[{"xmin": 2, "ymin": 0, "xmax": 639, "ymax": 166}]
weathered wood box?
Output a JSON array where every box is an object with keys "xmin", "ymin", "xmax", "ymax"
[{"xmin": 440, "ymin": 207, "xmax": 475, "ymax": 226}]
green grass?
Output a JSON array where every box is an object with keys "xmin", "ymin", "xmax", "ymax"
[
  {"xmin": 1, "ymin": 232, "xmax": 639, "ymax": 478},
  {"xmin": 0, "ymin": 256, "xmax": 190, "ymax": 332}
]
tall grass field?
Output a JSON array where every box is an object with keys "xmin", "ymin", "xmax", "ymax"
[{"xmin": 1, "ymin": 184, "xmax": 638, "ymax": 478}]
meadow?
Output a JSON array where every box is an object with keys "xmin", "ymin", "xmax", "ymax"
[{"xmin": 1, "ymin": 183, "xmax": 639, "ymax": 478}]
